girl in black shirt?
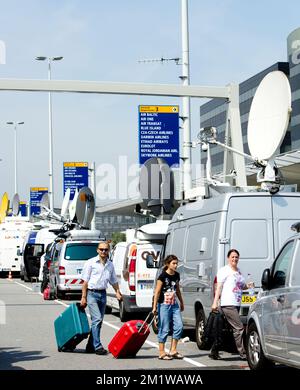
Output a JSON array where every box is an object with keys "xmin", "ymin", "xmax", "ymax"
[{"xmin": 152, "ymin": 255, "xmax": 184, "ymax": 360}]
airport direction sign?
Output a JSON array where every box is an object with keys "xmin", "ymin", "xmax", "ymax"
[
  {"xmin": 139, "ymin": 105, "xmax": 179, "ymax": 166},
  {"xmin": 19, "ymin": 201, "xmax": 27, "ymax": 216},
  {"xmin": 63, "ymin": 162, "xmax": 89, "ymax": 200},
  {"xmin": 30, "ymin": 187, "xmax": 48, "ymax": 216}
]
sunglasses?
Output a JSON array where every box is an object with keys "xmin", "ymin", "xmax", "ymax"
[{"xmin": 98, "ymin": 248, "xmax": 109, "ymax": 252}]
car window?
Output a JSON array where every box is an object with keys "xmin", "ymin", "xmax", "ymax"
[
  {"xmin": 64, "ymin": 243, "xmax": 98, "ymax": 260},
  {"xmin": 26, "ymin": 244, "xmax": 44, "ymax": 257},
  {"xmin": 272, "ymin": 240, "xmax": 294, "ymax": 288}
]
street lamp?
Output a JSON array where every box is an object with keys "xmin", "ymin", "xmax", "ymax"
[
  {"xmin": 6, "ymin": 121, "xmax": 24, "ymax": 194},
  {"xmin": 35, "ymin": 55, "xmax": 63, "ymax": 211}
]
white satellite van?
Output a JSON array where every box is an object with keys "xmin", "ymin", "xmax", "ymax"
[
  {"xmin": 0, "ymin": 217, "xmax": 33, "ymax": 275},
  {"xmin": 21, "ymin": 225, "xmax": 60, "ymax": 281},
  {"xmin": 160, "ymin": 190, "xmax": 300, "ymax": 347},
  {"xmin": 49, "ymin": 229, "xmax": 103, "ymax": 299},
  {"xmin": 106, "ymin": 220, "xmax": 169, "ymax": 321}
]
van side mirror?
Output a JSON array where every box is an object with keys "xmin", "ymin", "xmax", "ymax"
[
  {"xmin": 146, "ymin": 254, "xmax": 158, "ymax": 268},
  {"xmin": 261, "ymin": 268, "xmax": 270, "ymax": 290}
]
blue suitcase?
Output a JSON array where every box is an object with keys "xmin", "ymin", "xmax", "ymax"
[{"xmin": 54, "ymin": 303, "xmax": 90, "ymax": 352}]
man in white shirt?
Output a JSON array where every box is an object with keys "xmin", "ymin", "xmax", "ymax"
[{"xmin": 80, "ymin": 241, "xmax": 122, "ymax": 355}]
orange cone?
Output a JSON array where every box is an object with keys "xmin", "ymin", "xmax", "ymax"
[{"xmin": 8, "ymin": 271, "xmax": 12, "ymax": 280}]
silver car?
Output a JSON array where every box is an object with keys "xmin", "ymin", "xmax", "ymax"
[{"xmin": 246, "ymin": 232, "xmax": 300, "ymax": 370}]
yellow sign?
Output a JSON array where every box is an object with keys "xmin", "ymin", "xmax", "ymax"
[
  {"xmin": 30, "ymin": 187, "xmax": 48, "ymax": 192},
  {"xmin": 241, "ymin": 295, "xmax": 257, "ymax": 305},
  {"xmin": 63, "ymin": 162, "xmax": 88, "ymax": 168},
  {"xmin": 0, "ymin": 192, "xmax": 9, "ymax": 222},
  {"xmin": 139, "ymin": 105, "xmax": 179, "ymax": 113}
]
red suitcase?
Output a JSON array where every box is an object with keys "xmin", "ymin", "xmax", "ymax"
[{"xmin": 108, "ymin": 313, "xmax": 154, "ymax": 358}]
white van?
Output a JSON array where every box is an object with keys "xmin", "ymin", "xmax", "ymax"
[
  {"xmin": 21, "ymin": 225, "xmax": 60, "ymax": 282},
  {"xmin": 106, "ymin": 221, "xmax": 169, "ymax": 321},
  {"xmin": 0, "ymin": 217, "xmax": 33, "ymax": 275},
  {"xmin": 49, "ymin": 229, "xmax": 103, "ymax": 299},
  {"xmin": 160, "ymin": 191, "xmax": 300, "ymax": 348}
]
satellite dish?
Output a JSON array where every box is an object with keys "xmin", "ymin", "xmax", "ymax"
[
  {"xmin": 61, "ymin": 188, "xmax": 70, "ymax": 218},
  {"xmin": 139, "ymin": 157, "xmax": 174, "ymax": 216},
  {"xmin": 40, "ymin": 193, "xmax": 50, "ymax": 210},
  {"xmin": 247, "ymin": 71, "xmax": 292, "ymax": 161},
  {"xmin": 0, "ymin": 192, "xmax": 9, "ymax": 222},
  {"xmin": 75, "ymin": 187, "xmax": 95, "ymax": 227},
  {"xmin": 12, "ymin": 193, "xmax": 20, "ymax": 216},
  {"xmin": 69, "ymin": 188, "xmax": 79, "ymax": 221}
]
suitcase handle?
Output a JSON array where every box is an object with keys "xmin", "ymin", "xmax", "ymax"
[{"xmin": 137, "ymin": 312, "xmax": 155, "ymax": 335}]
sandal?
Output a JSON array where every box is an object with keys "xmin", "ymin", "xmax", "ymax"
[
  {"xmin": 158, "ymin": 354, "xmax": 173, "ymax": 360},
  {"xmin": 169, "ymin": 352, "xmax": 184, "ymax": 359}
]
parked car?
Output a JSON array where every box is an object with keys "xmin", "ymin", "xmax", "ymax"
[{"xmin": 246, "ymin": 225, "xmax": 300, "ymax": 370}]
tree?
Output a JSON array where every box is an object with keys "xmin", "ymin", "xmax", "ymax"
[{"xmin": 111, "ymin": 232, "xmax": 126, "ymax": 247}]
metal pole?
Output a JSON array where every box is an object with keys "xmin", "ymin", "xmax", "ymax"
[
  {"xmin": 89, "ymin": 162, "xmax": 96, "ymax": 230},
  {"xmin": 181, "ymin": 0, "xmax": 192, "ymax": 193},
  {"xmin": 14, "ymin": 124, "xmax": 17, "ymax": 194},
  {"xmin": 48, "ymin": 59, "xmax": 54, "ymax": 211}
]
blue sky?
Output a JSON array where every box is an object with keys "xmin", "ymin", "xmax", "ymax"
[{"xmin": 0, "ymin": 0, "xmax": 300, "ymax": 207}]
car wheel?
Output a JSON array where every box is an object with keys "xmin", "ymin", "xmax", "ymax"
[
  {"xmin": 119, "ymin": 301, "xmax": 129, "ymax": 322},
  {"xmin": 195, "ymin": 309, "xmax": 205, "ymax": 349},
  {"xmin": 55, "ymin": 284, "xmax": 65, "ymax": 300},
  {"xmin": 246, "ymin": 322, "xmax": 274, "ymax": 370}
]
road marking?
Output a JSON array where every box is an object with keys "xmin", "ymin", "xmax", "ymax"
[
  {"xmin": 14, "ymin": 281, "xmax": 34, "ymax": 291},
  {"xmin": 13, "ymin": 281, "xmax": 206, "ymax": 367}
]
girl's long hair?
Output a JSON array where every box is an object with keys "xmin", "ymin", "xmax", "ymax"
[{"xmin": 163, "ymin": 254, "xmax": 178, "ymax": 271}]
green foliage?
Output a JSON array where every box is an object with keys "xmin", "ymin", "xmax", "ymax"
[{"xmin": 111, "ymin": 231, "xmax": 126, "ymax": 246}]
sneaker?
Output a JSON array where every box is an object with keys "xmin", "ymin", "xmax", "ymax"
[
  {"xmin": 95, "ymin": 347, "xmax": 108, "ymax": 355},
  {"xmin": 209, "ymin": 352, "xmax": 221, "ymax": 360},
  {"xmin": 85, "ymin": 346, "xmax": 95, "ymax": 354}
]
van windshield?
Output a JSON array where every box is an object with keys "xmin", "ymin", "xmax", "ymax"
[{"xmin": 64, "ymin": 243, "xmax": 98, "ymax": 260}]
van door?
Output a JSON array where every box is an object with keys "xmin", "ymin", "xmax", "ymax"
[
  {"xmin": 226, "ymin": 196, "xmax": 274, "ymax": 288},
  {"xmin": 271, "ymin": 195, "xmax": 300, "ymax": 255},
  {"xmin": 262, "ymin": 240, "xmax": 294, "ymax": 358},
  {"xmin": 284, "ymin": 238, "xmax": 300, "ymax": 365},
  {"xmin": 135, "ymin": 243, "xmax": 162, "ymax": 308},
  {"xmin": 107, "ymin": 243, "xmax": 127, "ymax": 309}
]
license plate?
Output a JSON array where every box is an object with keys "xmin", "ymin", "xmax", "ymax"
[
  {"xmin": 241, "ymin": 295, "xmax": 257, "ymax": 305},
  {"xmin": 77, "ymin": 269, "xmax": 82, "ymax": 275},
  {"xmin": 139, "ymin": 281, "xmax": 153, "ymax": 290}
]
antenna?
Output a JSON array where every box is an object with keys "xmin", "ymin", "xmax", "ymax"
[
  {"xmin": 196, "ymin": 71, "xmax": 292, "ymax": 194},
  {"xmin": 138, "ymin": 57, "xmax": 181, "ymax": 65}
]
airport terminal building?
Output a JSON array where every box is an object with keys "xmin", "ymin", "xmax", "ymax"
[{"xmin": 200, "ymin": 28, "xmax": 300, "ymax": 185}]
